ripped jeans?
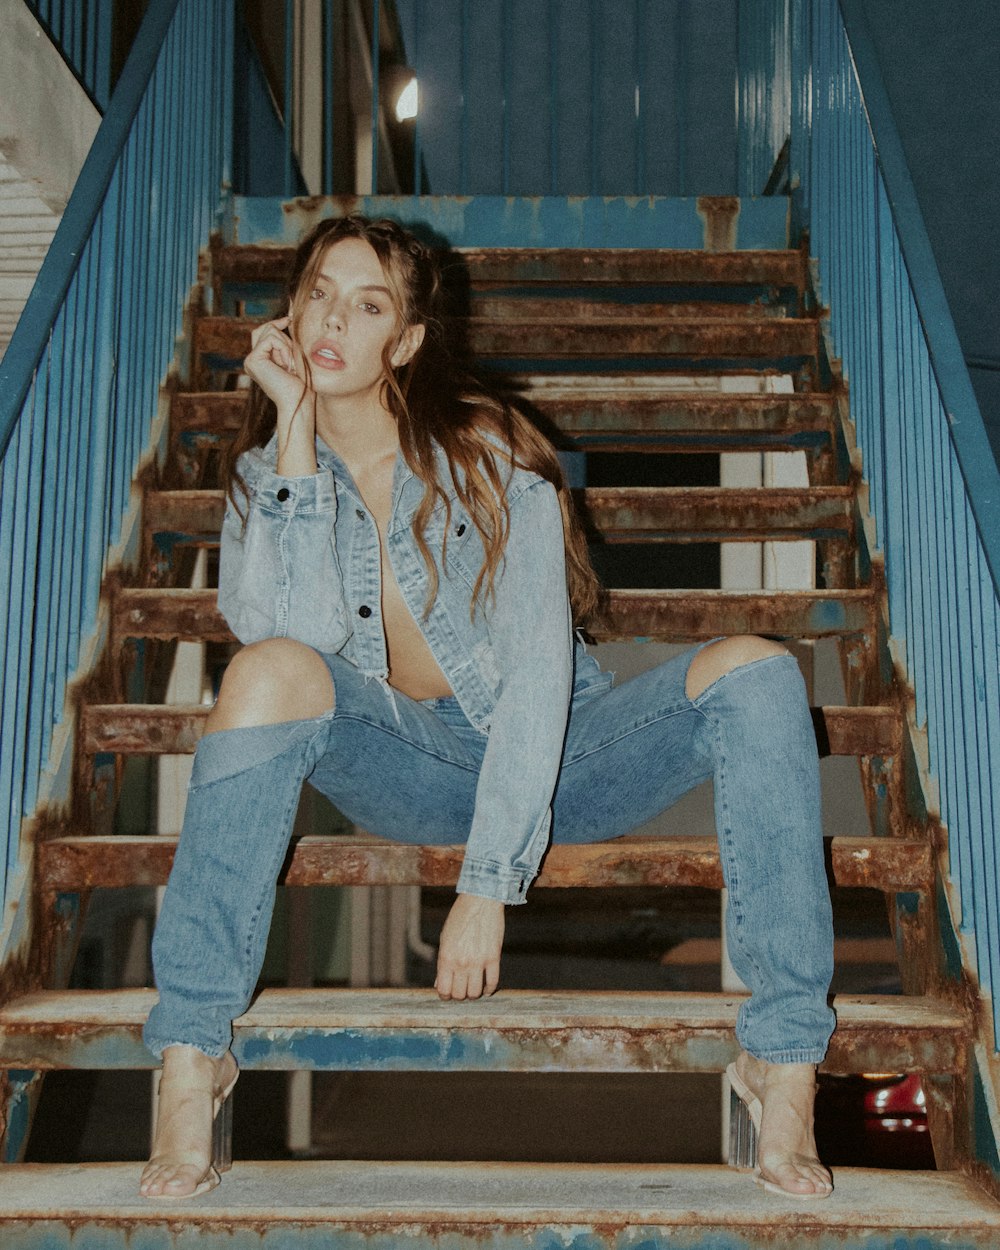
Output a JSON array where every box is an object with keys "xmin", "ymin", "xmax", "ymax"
[{"xmin": 144, "ymin": 645, "xmax": 835, "ymax": 1063}]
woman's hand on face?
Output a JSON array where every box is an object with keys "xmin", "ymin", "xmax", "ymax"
[
  {"xmin": 435, "ymin": 894, "xmax": 505, "ymax": 1001},
  {"xmin": 244, "ymin": 316, "xmax": 310, "ymax": 419}
]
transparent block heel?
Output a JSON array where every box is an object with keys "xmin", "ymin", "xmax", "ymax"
[
  {"xmin": 728, "ymin": 1071, "xmax": 759, "ymax": 1169},
  {"xmin": 212, "ymin": 1084, "xmax": 235, "ymax": 1175},
  {"xmin": 725, "ymin": 1061, "xmax": 832, "ymax": 1199}
]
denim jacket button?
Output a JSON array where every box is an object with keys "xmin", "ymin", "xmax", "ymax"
[
  {"xmin": 358, "ymin": 605, "xmax": 372, "ymax": 619},
  {"xmin": 276, "ymin": 488, "xmax": 290, "ymax": 502}
]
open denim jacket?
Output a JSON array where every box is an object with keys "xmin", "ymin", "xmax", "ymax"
[{"xmin": 218, "ymin": 434, "xmax": 608, "ymax": 904}]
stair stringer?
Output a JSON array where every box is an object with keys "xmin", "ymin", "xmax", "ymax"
[
  {"xmin": 0, "ymin": 360, "xmax": 195, "ymax": 1163},
  {"xmin": 822, "ymin": 342, "xmax": 1000, "ymax": 1197}
]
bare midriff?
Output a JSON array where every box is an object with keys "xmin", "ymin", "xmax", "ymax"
[{"xmin": 355, "ymin": 456, "xmax": 453, "ymax": 702}]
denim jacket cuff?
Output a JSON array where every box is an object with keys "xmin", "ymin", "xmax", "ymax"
[
  {"xmin": 246, "ymin": 464, "xmax": 337, "ymax": 515},
  {"xmin": 456, "ymin": 857, "xmax": 534, "ymax": 905}
]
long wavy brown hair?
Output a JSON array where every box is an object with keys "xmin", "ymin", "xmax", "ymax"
[{"xmin": 226, "ymin": 215, "xmax": 601, "ymax": 624}]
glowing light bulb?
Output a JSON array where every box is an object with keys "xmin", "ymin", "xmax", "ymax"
[{"xmin": 396, "ymin": 77, "xmax": 418, "ymax": 122}]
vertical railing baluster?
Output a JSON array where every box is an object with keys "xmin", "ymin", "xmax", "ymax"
[
  {"xmin": 413, "ymin": 0, "xmax": 423, "ymax": 195},
  {"xmin": 65, "ymin": 241, "xmax": 96, "ymax": 676},
  {"xmin": 588, "ymin": 0, "xmax": 599, "ymax": 194},
  {"xmin": 548, "ymin": 0, "xmax": 559, "ymax": 194},
  {"xmin": 459, "ymin": 0, "xmax": 470, "ymax": 195},
  {"xmin": 633, "ymin": 0, "xmax": 645, "ymax": 196},
  {"xmin": 18, "ymin": 363, "xmax": 48, "ymax": 817},
  {"xmin": 502, "ymin": 0, "xmax": 513, "ymax": 195},
  {"xmin": 0, "ymin": 419, "xmax": 25, "ymax": 902},
  {"xmin": 324, "ymin": 0, "xmax": 335, "ymax": 195},
  {"xmin": 284, "ymin": 0, "xmax": 295, "ymax": 197},
  {"xmin": 370, "ymin": 0, "xmax": 380, "ymax": 194},
  {"xmin": 674, "ymin": 0, "xmax": 687, "ymax": 195}
]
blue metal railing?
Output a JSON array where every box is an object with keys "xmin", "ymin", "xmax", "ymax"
[
  {"xmin": 24, "ymin": 0, "xmax": 116, "ymax": 112},
  {"xmin": 738, "ymin": 0, "xmax": 1000, "ymax": 1042},
  {"xmin": 0, "ymin": 0, "xmax": 234, "ymax": 915}
]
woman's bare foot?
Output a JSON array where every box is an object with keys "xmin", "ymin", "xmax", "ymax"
[
  {"xmin": 734, "ymin": 1051, "xmax": 833, "ymax": 1197},
  {"xmin": 139, "ymin": 1046, "xmax": 238, "ymax": 1199}
]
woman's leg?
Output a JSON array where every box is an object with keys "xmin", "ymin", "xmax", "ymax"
[
  {"xmin": 141, "ymin": 639, "xmax": 336, "ymax": 1197},
  {"xmin": 553, "ymin": 637, "xmax": 834, "ymax": 1194},
  {"xmin": 685, "ymin": 637, "xmax": 833, "ymax": 1196}
]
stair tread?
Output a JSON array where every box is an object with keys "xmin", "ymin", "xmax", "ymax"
[
  {"xmin": 112, "ymin": 587, "xmax": 877, "ymax": 646},
  {"xmin": 0, "ymin": 988, "xmax": 967, "ymax": 1074},
  {"xmin": 144, "ymin": 485, "xmax": 854, "ymax": 542},
  {"xmin": 214, "ymin": 243, "xmax": 807, "ymax": 286},
  {"xmin": 194, "ymin": 315, "xmax": 818, "ymax": 364},
  {"xmin": 38, "ymin": 832, "xmax": 932, "ymax": 891},
  {"xmin": 0, "ymin": 987, "xmax": 964, "ymax": 1029},
  {"xmin": 81, "ymin": 701, "xmax": 899, "ymax": 758},
  {"xmin": 0, "ymin": 1162, "xmax": 997, "ymax": 1229}
]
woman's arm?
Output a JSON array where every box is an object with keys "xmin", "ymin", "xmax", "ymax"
[
  {"xmin": 218, "ymin": 317, "xmax": 348, "ymax": 651},
  {"xmin": 218, "ymin": 448, "xmax": 348, "ymax": 651},
  {"xmin": 435, "ymin": 477, "xmax": 573, "ymax": 999}
]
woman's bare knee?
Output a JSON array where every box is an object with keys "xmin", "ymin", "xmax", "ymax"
[
  {"xmin": 685, "ymin": 635, "xmax": 789, "ymax": 700},
  {"xmin": 207, "ymin": 639, "xmax": 335, "ymax": 732}
]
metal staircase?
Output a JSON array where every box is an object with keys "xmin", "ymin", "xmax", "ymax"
[{"xmin": 1, "ymin": 220, "xmax": 999, "ymax": 1246}]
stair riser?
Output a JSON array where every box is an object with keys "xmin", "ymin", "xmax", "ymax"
[
  {"xmin": 37, "ymin": 836, "xmax": 932, "ymax": 893},
  {"xmin": 170, "ymin": 391, "xmax": 836, "ymax": 434},
  {"xmin": 111, "ymin": 589, "xmax": 877, "ymax": 647},
  {"xmin": 3, "ymin": 1214, "xmax": 997, "ymax": 1249},
  {"xmin": 79, "ymin": 705, "xmax": 898, "ymax": 758},
  {"xmin": 193, "ymin": 317, "xmax": 818, "ymax": 371},
  {"xmin": 145, "ymin": 488, "xmax": 853, "ymax": 546},
  {"xmin": 0, "ymin": 1023, "xmax": 961, "ymax": 1077},
  {"xmin": 213, "ymin": 244, "xmax": 808, "ymax": 288}
]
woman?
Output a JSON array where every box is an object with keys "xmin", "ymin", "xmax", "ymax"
[{"xmin": 140, "ymin": 215, "xmax": 835, "ymax": 1201}]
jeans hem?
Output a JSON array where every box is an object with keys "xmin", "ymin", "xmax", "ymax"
[
  {"xmin": 143, "ymin": 1036, "xmax": 231, "ymax": 1062},
  {"xmin": 741, "ymin": 1045, "xmax": 829, "ymax": 1065}
]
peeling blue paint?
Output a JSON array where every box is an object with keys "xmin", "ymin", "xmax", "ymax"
[
  {"xmin": 0, "ymin": 1220, "xmax": 992, "ymax": 1249},
  {"xmin": 1, "ymin": 1071, "xmax": 39, "ymax": 1163},
  {"xmin": 232, "ymin": 196, "xmax": 790, "ymax": 250}
]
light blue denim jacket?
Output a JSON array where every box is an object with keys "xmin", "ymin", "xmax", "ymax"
[{"xmin": 219, "ymin": 433, "xmax": 605, "ymax": 905}]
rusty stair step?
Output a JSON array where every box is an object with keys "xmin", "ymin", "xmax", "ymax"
[
  {"xmin": 0, "ymin": 988, "xmax": 967, "ymax": 1074},
  {"xmin": 1, "ymin": 1161, "xmax": 998, "ymax": 1241},
  {"xmin": 193, "ymin": 315, "xmax": 819, "ymax": 369},
  {"xmin": 169, "ymin": 387, "xmax": 837, "ymax": 462},
  {"xmin": 81, "ymin": 703, "xmax": 898, "ymax": 758},
  {"xmin": 38, "ymin": 833, "xmax": 930, "ymax": 892},
  {"xmin": 213, "ymin": 243, "xmax": 809, "ymax": 289},
  {"xmin": 145, "ymin": 486, "xmax": 854, "ymax": 545},
  {"xmin": 231, "ymin": 294, "xmax": 792, "ymax": 322},
  {"xmin": 460, "ymin": 294, "xmax": 789, "ymax": 320},
  {"xmin": 112, "ymin": 587, "xmax": 877, "ymax": 645}
]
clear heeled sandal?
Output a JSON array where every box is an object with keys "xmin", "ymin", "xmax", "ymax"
[
  {"xmin": 726, "ymin": 1062, "xmax": 832, "ymax": 1200},
  {"xmin": 144, "ymin": 1066, "xmax": 238, "ymax": 1200}
]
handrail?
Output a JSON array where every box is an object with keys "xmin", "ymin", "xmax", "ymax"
[
  {"xmin": 737, "ymin": 0, "xmax": 1000, "ymax": 1055},
  {"xmin": 0, "ymin": 0, "xmax": 234, "ymax": 916},
  {"xmin": 837, "ymin": 0, "xmax": 1000, "ymax": 594}
]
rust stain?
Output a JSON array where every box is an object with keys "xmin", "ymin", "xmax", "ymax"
[
  {"xmin": 195, "ymin": 314, "xmax": 819, "ymax": 365},
  {"xmin": 214, "ymin": 243, "xmax": 806, "ymax": 288},
  {"xmin": 38, "ymin": 833, "xmax": 932, "ymax": 893},
  {"xmin": 697, "ymin": 196, "xmax": 740, "ymax": 252}
]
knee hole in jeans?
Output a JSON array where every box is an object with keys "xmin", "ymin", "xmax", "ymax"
[
  {"xmin": 207, "ymin": 638, "xmax": 336, "ymax": 732},
  {"xmin": 684, "ymin": 635, "xmax": 789, "ymax": 701}
]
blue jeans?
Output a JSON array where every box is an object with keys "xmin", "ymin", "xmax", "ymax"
[{"xmin": 144, "ymin": 646, "xmax": 835, "ymax": 1064}]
